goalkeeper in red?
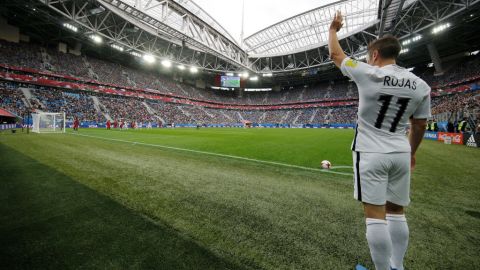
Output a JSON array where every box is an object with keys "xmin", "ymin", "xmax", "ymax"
[{"xmin": 328, "ymin": 11, "xmax": 431, "ymax": 270}]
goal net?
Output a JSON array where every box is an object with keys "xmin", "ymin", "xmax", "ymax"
[{"xmin": 31, "ymin": 112, "xmax": 66, "ymax": 133}]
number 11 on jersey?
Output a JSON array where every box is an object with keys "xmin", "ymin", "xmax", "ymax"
[{"xmin": 374, "ymin": 94, "xmax": 411, "ymax": 133}]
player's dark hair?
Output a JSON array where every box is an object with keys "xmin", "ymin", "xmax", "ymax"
[{"xmin": 367, "ymin": 35, "xmax": 401, "ymax": 60}]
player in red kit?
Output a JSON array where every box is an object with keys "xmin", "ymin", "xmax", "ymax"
[
  {"xmin": 113, "ymin": 119, "xmax": 118, "ymax": 129},
  {"xmin": 106, "ymin": 120, "xmax": 111, "ymax": 130},
  {"xmin": 73, "ymin": 117, "xmax": 79, "ymax": 131}
]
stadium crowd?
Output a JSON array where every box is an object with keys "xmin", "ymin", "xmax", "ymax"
[
  {"xmin": 0, "ymin": 39, "xmax": 479, "ymax": 126},
  {"xmin": 0, "ymin": 40, "xmax": 360, "ymax": 105},
  {"xmin": 0, "ymin": 81, "xmax": 360, "ymax": 125}
]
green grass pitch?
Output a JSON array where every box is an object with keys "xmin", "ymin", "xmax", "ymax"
[{"xmin": 0, "ymin": 128, "xmax": 479, "ymax": 269}]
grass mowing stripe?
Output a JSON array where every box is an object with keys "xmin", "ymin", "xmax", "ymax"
[{"xmin": 69, "ymin": 132, "xmax": 354, "ymax": 177}]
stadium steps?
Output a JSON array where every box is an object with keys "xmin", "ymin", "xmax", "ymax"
[
  {"xmin": 298, "ymin": 89, "xmax": 305, "ymax": 101},
  {"xmin": 90, "ymin": 96, "xmax": 112, "ymax": 121},
  {"xmin": 17, "ymin": 88, "xmax": 32, "ymax": 108},
  {"xmin": 177, "ymin": 106, "xmax": 195, "ymax": 122},
  {"xmin": 262, "ymin": 92, "xmax": 269, "ymax": 104},
  {"xmin": 280, "ymin": 111, "xmax": 291, "ymax": 124},
  {"xmin": 82, "ymin": 57, "xmax": 99, "ymax": 80},
  {"xmin": 324, "ymin": 90, "xmax": 331, "ymax": 99},
  {"xmin": 126, "ymin": 73, "xmax": 137, "ymax": 87},
  {"xmin": 293, "ymin": 110, "xmax": 303, "ymax": 124},
  {"xmin": 310, "ymin": 109, "xmax": 319, "ymax": 123},
  {"xmin": 237, "ymin": 112, "xmax": 244, "ymax": 121},
  {"xmin": 39, "ymin": 47, "xmax": 55, "ymax": 71},
  {"xmin": 176, "ymin": 84, "xmax": 192, "ymax": 96},
  {"xmin": 20, "ymin": 87, "xmax": 46, "ymax": 110},
  {"xmin": 142, "ymin": 101, "xmax": 165, "ymax": 123},
  {"xmin": 199, "ymin": 107, "xmax": 214, "ymax": 118},
  {"xmin": 259, "ymin": 112, "xmax": 267, "ymax": 122},
  {"xmin": 325, "ymin": 109, "xmax": 333, "ymax": 121},
  {"xmin": 347, "ymin": 83, "xmax": 355, "ymax": 97},
  {"xmin": 220, "ymin": 110, "xmax": 233, "ymax": 121}
]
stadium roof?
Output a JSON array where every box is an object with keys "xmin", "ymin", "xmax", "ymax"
[
  {"xmin": 2, "ymin": 0, "xmax": 479, "ymax": 77},
  {"xmin": 117, "ymin": 0, "xmax": 240, "ymax": 47},
  {"xmin": 243, "ymin": 0, "xmax": 380, "ymax": 57},
  {"xmin": 0, "ymin": 108, "xmax": 16, "ymax": 118}
]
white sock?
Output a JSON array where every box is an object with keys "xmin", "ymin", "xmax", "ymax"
[
  {"xmin": 387, "ymin": 214, "xmax": 409, "ymax": 270},
  {"xmin": 366, "ymin": 218, "xmax": 392, "ymax": 270}
]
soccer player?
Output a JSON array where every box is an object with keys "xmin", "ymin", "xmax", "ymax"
[
  {"xmin": 73, "ymin": 117, "xmax": 79, "ymax": 131},
  {"xmin": 328, "ymin": 11, "xmax": 431, "ymax": 270},
  {"xmin": 106, "ymin": 120, "xmax": 111, "ymax": 130}
]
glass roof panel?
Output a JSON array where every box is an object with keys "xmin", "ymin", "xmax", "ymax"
[
  {"xmin": 244, "ymin": 0, "xmax": 379, "ymax": 56},
  {"xmin": 118, "ymin": 0, "xmax": 240, "ymax": 46}
]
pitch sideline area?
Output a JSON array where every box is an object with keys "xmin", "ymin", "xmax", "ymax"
[
  {"xmin": 0, "ymin": 128, "xmax": 479, "ymax": 269},
  {"xmin": 70, "ymin": 131, "xmax": 354, "ymax": 176}
]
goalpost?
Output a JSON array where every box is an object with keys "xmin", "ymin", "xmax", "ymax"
[{"xmin": 31, "ymin": 112, "xmax": 66, "ymax": 133}]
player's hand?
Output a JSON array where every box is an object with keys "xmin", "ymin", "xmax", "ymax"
[
  {"xmin": 410, "ymin": 155, "xmax": 416, "ymax": 171},
  {"xmin": 330, "ymin": 11, "xmax": 344, "ymax": 32}
]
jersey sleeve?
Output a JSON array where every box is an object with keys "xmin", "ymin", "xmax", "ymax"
[
  {"xmin": 412, "ymin": 91, "xmax": 431, "ymax": 119},
  {"xmin": 340, "ymin": 57, "xmax": 373, "ymax": 83}
]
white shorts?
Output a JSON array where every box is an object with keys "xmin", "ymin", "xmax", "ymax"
[{"xmin": 353, "ymin": 151, "xmax": 411, "ymax": 206}]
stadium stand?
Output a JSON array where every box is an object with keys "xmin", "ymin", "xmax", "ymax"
[{"xmin": 1, "ymin": 40, "xmax": 479, "ymax": 127}]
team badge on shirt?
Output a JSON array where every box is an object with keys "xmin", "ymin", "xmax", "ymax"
[{"xmin": 345, "ymin": 59, "xmax": 358, "ymax": 68}]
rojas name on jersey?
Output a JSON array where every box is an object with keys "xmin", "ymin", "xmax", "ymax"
[{"xmin": 383, "ymin": 76, "xmax": 417, "ymax": 90}]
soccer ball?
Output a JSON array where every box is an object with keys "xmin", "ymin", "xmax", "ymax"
[{"xmin": 321, "ymin": 160, "xmax": 332, "ymax": 169}]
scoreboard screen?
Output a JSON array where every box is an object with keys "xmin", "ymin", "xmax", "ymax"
[{"xmin": 220, "ymin": 76, "xmax": 240, "ymax": 88}]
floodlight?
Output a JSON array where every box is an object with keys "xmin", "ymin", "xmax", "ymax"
[
  {"xmin": 143, "ymin": 54, "xmax": 155, "ymax": 63},
  {"xmin": 432, "ymin": 23, "xmax": 451, "ymax": 34},
  {"xmin": 190, "ymin": 66, "xmax": 198, "ymax": 73},
  {"xmin": 161, "ymin": 59, "xmax": 172, "ymax": 68},
  {"xmin": 262, "ymin": 73, "xmax": 273, "ymax": 77},
  {"xmin": 470, "ymin": 50, "xmax": 479, "ymax": 56},
  {"xmin": 250, "ymin": 76, "xmax": 259, "ymax": 81},
  {"xmin": 177, "ymin": 65, "xmax": 186, "ymax": 70},
  {"xmin": 63, "ymin": 23, "xmax": 78, "ymax": 32},
  {"xmin": 226, "ymin": 72, "xmax": 234, "ymax": 76},
  {"xmin": 110, "ymin": 44, "xmax": 124, "ymax": 51},
  {"xmin": 241, "ymin": 72, "xmax": 249, "ymax": 78},
  {"xmin": 402, "ymin": 35, "xmax": 421, "ymax": 46},
  {"xmin": 89, "ymin": 34, "xmax": 102, "ymax": 44},
  {"xmin": 130, "ymin": 51, "xmax": 141, "ymax": 57},
  {"xmin": 400, "ymin": 48, "xmax": 409, "ymax": 54}
]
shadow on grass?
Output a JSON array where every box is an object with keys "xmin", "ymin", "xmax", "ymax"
[{"xmin": 0, "ymin": 143, "xmax": 245, "ymax": 270}]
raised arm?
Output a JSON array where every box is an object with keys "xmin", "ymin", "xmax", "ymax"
[
  {"xmin": 328, "ymin": 11, "xmax": 347, "ymax": 68},
  {"xmin": 409, "ymin": 118, "xmax": 427, "ymax": 170}
]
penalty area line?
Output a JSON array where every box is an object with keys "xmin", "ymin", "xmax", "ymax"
[{"xmin": 69, "ymin": 132, "xmax": 354, "ymax": 177}]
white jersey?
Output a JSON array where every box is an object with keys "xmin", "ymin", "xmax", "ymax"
[{"xmin": 340, "ymin": 58, "xmax": 431, "ymax": 153}]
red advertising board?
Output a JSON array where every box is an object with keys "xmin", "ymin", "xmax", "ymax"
[{"xmin": 438, "ymin": 132, "xmax": 464, "ymax": 145}]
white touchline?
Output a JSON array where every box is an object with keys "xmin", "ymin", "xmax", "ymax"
[
  {"xmin": 69, "ymin": 132, "xmax": 354, "ymax": 177},
  {"xmin": 331, "ymin": 165, "xmax": 353, "ymax": 169}
]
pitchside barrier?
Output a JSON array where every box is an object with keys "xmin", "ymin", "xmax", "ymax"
[
  {"xmin": 0, "ymin": 124, "xmax": 17, "ymax": 130},
  {"xmin": 423, "ymin": 131, "xmax": 479, "ymax": 147},
  {"xmin": 67, "ymin": 121, "xmax": 356, "ymax": 129},
  {"xmin": 464, "ymin": 133, "xmax": 480, "ymax": 148}
]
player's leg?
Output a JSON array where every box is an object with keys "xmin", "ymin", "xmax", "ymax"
[
  {"xmin": 363, "ymin": 203, "xmax": 391, "ymax": 270},
  {"xmin": 353, "ymin": 151, "xmax": 392, "ymax": 270},
  {"xmin": 386, "ymin": 202, "xmax": 408, "ymax": 270},
  {"xmin": 386, "ymin": 152, "xmax": 411, "ymax": 270}
]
